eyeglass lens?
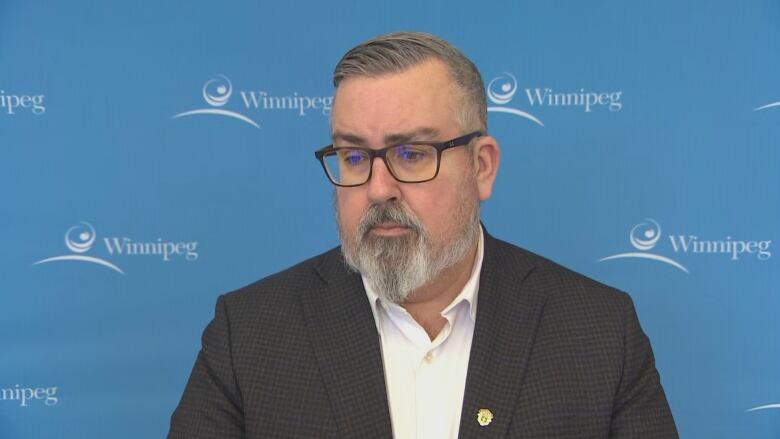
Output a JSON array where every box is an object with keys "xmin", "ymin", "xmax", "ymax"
[{"xmin": 322, "ymin": 144, "xmax": 438, "ymax": 185}]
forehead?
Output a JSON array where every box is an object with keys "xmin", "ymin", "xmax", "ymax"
[{"xmin": 331, "ymin": 59, "xmax": 460, "ymax": 142}]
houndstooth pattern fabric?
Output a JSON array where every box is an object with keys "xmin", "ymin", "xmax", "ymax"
[{"xmin": 168, "ymin": 230, "xmax": 678, "ymax": 438}]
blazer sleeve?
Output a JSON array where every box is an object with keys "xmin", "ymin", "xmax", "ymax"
[
  {"xmin": 610, "ymin": 294, "xmax": 678, "ymax": 438},
  {"xmin": 168, "ymin": 295, "xmax": 245, "ymax": 439}
]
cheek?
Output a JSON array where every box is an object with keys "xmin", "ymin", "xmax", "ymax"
[
  {"xmin": 404, "ymin": 185, "xmax": 461, "ymax": 233},
  {"xmin": 413, "ymin": 172, "xmax": 478, "ymax": 235},
  {"xmin": 336, "ymin": 189, "xmax": 366, "ymax": 229}
]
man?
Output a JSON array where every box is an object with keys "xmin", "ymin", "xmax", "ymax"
[{"xmin": 169, "ymin": 32, "xmax": 677, "ymax": 438}]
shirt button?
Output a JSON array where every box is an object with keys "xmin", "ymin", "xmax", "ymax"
[{"xmin": 424, "ymin": 352, "xmax": 434, "ymax": 363}]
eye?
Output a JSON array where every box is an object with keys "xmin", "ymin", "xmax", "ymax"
[
  {"xmin": 393, "ymin": 145, "xmax": 429, "ymax": 162},
  {"xmin": 339, "ymin": 149, "xmax": 367, "ymax": 166}
]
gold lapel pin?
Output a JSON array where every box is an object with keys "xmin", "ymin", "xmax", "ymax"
[{"xmin": 476, "ymin": 408, "xmax": 493, "ymax": 427}]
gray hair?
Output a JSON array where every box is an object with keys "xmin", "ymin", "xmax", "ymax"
[{"xmin": 333, "ymin": 31, "xmax": 487, "ymax": 133}]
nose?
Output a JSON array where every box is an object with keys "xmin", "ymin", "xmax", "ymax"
[{"xmin": 366, "ymin": 157, "xmax": 401, "ymax": 204}]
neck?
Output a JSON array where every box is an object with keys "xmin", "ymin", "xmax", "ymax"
[{"xmin": 401, "ymin": 236, "xmax": 479, "ymax": 340}]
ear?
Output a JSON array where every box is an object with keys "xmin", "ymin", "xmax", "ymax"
[{"xmin": 472, "ymin": 135, "xmax": 500, "ymax": 201}]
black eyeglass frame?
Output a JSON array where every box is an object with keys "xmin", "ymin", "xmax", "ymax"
[{"xmin": 314, "ymin": 131, "xmax": 483, "ymax": 187}]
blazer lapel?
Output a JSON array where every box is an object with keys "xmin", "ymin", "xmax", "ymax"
[
  {"xmin": 458, "ymin": 233, "xmax": 549, "ymax": 438},
  {"xmin": 300, "ymin": 249, "xmax": 393, "ymax": 439}
]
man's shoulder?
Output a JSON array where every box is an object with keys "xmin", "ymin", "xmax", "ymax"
[
  {"xmin": 487, "ymin": 234, "xmax": 636, "ymax": 351},
  {"xmin": 221, "ymin": 246, "xmax": 345, "ymax": 307},
  {"xmin": 487, "ymin": 234, "xmax": 631, "ymax": 311}
]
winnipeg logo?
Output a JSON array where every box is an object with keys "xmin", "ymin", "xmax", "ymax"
[
  {"xmin": 173, "ymin": 74, "xmax": 261, "ymax": 129},
  {"xmin": 33, "ymin": 221, "xmax": 124, "ymax": 275},
  {"xmin": 486, "ymin": 72, "xmax": 544, "ymax": 127},
  {"xmin": 34, "ymin": 221, "xmax": 199, "ymax": 275},
  {"xmin": 598, "ymin": 219, "xmax": 688, "ymax": 273}
]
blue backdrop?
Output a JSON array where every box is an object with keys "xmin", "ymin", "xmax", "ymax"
[{"xmin": 1, "ymin": 1, "xmax": 778, "ymax": 437}]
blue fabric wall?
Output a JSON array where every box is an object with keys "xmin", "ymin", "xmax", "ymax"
[{"xmin": 1, "ymin": 1, "xmax": 778, "ymax": 437}]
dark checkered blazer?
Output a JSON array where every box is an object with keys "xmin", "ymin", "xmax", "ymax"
[{"xmin": 168, "ymin": 231, "xmax": 678, "ymax": 438}]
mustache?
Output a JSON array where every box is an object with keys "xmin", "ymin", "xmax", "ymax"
[{"xmin": 357, "ymin": 203, "xmax": 422, "ymax": 237}]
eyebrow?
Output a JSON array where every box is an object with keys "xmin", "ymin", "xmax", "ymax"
[{"xmin": 332, "ymin": 127, "xmax": 442, "ymax": 147}]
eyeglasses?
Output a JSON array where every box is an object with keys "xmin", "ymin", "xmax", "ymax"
[{"xmin": 314, "ymin": 131, "xmax": 482, "ymax": 187}]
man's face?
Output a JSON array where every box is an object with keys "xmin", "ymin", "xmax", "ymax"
[{"xmin": 331, "ymin": 59, "xmax": 483, "ymax": 302}]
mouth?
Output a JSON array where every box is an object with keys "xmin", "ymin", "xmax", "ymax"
[{"xmin": 370, "ymin": 222, "xmax": 412, "ymax": 236}]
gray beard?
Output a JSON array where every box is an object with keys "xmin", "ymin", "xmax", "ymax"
[{"xmin": 338, "ymin": 198, "xmax": 480, "ymax": 304}]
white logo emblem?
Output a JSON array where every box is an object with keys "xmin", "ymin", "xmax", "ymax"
[
  {"xmin": 486, "ymin": 72, "xmax": 544, "ymax": 127},
  {"xmin": 173, "ymin": 74, "xmax": 261, "ymax": 129},
  {"xmin": 598, "ymin": 219, "xmax": 688, "ymax": 273},
  {"xmin": 34, "ymin": 222, "xmax": 125, "ymax": 274}
]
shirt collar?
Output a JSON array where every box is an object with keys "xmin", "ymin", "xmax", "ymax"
[{"xmin": 364, "ymin": 227, "xmax": 484, "ymax": 329}]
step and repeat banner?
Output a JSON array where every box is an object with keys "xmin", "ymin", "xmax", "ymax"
[{"xmin": 2, "ymin": 1, "xmax": 778, "ymax": 438}]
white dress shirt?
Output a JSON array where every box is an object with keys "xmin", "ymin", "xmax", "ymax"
[{"xmin": 363, "ymin": 229, "xmax": 484, "ymax": 439}]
